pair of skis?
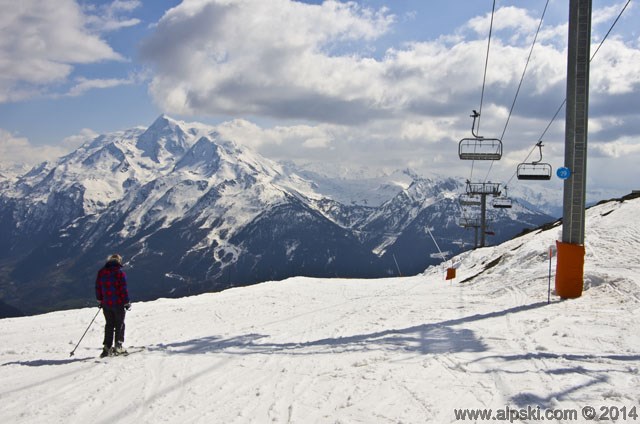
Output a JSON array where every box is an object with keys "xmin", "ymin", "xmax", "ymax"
[{"xmin": 99, "ymin": 346, "xmax": 145, "ymax": 358}]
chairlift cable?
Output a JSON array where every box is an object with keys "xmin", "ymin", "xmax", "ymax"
[
  {"xmin": 538, "ymin": 99, "xmax": 566, "ymax": 143},
  {"xmin": 483, "ymin": 0, "xmax": 549, "ymax": 184},
  {"xmin": 468, "ymin": 0, "xmax": 497, "ymax": 183},
  {"xmin": 476, "ymin": 0, "xmax": 497, "ymax": 136},
  {"xmin": 504, "ymin": 0, "xmax": 631, "ymax": 187},
  {"xmin": 499, "ymin": 0, "xmax": 549, "ymax": 143},
  {"xmin": 505, "ymin": 142, "xmax": 539, "ymax": 187},
  {"xmin": 537, "ymin": 0, "xmax": 630, "ymax": 142},
  {"xmin": 590, "ymin": 0, "xmax": 631, "ymax": 62}
]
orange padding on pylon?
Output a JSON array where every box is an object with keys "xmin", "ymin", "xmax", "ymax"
[
  {"xmin": 555, "ymin": 240, "xmax": 585, "ymax": 299},
  {"xmin": 446, "ymin": 268, "xmax": 456, "ymax": 280}
]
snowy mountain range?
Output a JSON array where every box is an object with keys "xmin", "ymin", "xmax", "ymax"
[{"xmin": 0, "ymin": 115, "xmax": 554, "ymax": 316}]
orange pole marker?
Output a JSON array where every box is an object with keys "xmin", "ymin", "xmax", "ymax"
[{"xmin": 555, "ymin": 240, "xmax": 585, "ymax": 298}]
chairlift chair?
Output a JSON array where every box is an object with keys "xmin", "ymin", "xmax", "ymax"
[
  {"xmin": 459, "ymin": 138, "xmax": 503, "ymax": 161},
  {"xmin": 459, "ymin": 194, "xmax": 481, "ymax": 206},
  {"xmin": 517, "ymin": 141, "xmax": 552, "ymax": 181},
  {"xmin": 492, "ymin": 186, "xmax": 513, "ymax": 209},
  {"xmin": 465, "ymin": 180, "xmax": 501, "ymax": 196},
  {"xmin": 492, "ymin": 197, "xmax": 512, "ymax": 208},
  {"xmin": 517, "ymin": 163, "xmax": 552, "ymax": 180},
  {"xmin": 458, "ymin": 216, "xmax": 481, "ymax": 228},
  {"xmin": 458, "ymin": 110, "xmax": 503, "ymax": 161}
]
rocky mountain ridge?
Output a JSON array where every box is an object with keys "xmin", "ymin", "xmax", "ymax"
[{"xmin": 0, "ymin": 115, "xmax": 554, "ymax": 316}]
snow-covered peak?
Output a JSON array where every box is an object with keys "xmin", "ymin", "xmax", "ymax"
[
  {"xmin": 148, "ymin": 114, "xmax": 185, "ymax": 134},
  {"xmin": 135, "ymin": 115, "xmax": 195, "ymax": 163},
  {"xmin": 173, "ymin": 136, "xmax": 221, "ymax": 174},
  {"xmin": 281, "ymin": 163, "xmax": 433, "ymax": 207}
]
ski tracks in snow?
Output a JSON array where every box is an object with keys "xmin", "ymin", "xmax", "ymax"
[{"xmin": 1, "ymin": 255, "xmax": 639, "ymax": 423}]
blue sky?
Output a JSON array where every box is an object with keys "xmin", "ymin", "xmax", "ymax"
[{"xmin": 1, "ymin": 0, "xmax": 638, "ymax": 198}]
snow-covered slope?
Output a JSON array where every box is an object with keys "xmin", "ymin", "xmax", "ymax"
[{"xmin": 0, "ymin": 194, "xmax": 638, "ymax": 423}]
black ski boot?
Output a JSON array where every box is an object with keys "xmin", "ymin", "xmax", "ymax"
[{"xmin": 100, "ymin": 346, "xmax": 111, "ymax": 358}]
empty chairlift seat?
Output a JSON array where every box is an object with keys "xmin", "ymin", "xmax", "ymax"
[
  {"xmin": 459, "ymin": 194, "xmax": 481, "ymax": 206},
  {"xmin": 492, "ymin": 186, "xmax": 512, "ymax": 209},
  {"xmin": 516, "ymin": 162, "xmax": 552, "ymax": 180},
  {"xmin": 459, "ymin": 138, "xmax": 503, "ymax": 161},
  {"xmin": 492, "ymin": 196, "xmax": 512, "ymax": 208},
  {"xmin": 517, "ymin": 141, "xmax": 552, "ymax": 180},
  {"xmin": 458, "ymin": 217, "xmax": 481, "ymax": 228}
]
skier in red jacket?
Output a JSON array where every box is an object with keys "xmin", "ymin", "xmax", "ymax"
[{"xmin": 95, "ymin": 254, "xmax": 131, "ymax": 357}]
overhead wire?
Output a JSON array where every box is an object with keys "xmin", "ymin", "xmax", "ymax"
[
  {"xmin": 590, "ymin": 0, "xmax": 632, "ymax": 61},
  {"xmin": 460, "ymin": 1, "xmax": 498, "ymax": 247},
  {"xmin": 469, "ymin": 0, "xmax": 497, "ymax": 183},
  {"xmin": 458, "ymin": 0, "xmax": 632, "ymax": 249},
  {"xmin": 476, "ymin": 0, "xmax": 497, "ymax": 136},
  {"xmin": 503, "ymin": 0, "xmax": 632, "ymax": 188},
  {"xmin": 483, "ymin": 0, "xmax": 550, "ymax": 183}
]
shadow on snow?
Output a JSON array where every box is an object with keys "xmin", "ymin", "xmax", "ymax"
[{"xmin": 147, "ymin": 301, "xmax": 554, "ymax": 356}]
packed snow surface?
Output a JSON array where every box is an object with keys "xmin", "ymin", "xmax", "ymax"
[{"xmin": 1, "ymin": 196, "xmax": 639, "ymax": 423}]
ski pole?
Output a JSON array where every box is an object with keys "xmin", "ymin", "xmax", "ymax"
[
  {"xmin": 548, "ymin": 246, "xmax": 553, "ymax": 304},
  {"xmin": 70, "ymin": 307, "xmax": 101, "ymax": 357}
]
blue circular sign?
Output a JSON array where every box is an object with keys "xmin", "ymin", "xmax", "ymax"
[{"xmin": 557, "ymin": 167, "xmax": 571, "ymax": 180}]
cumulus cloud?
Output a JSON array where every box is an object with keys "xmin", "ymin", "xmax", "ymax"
[
  {"xmin": 4, "ymin": 1, "xmax": 635, "ymax": 196},
  {"xmin": 590, "ymin": 38, "xmax": 640, "ymax": 95},
  {"xmin": 0, "ymin": 129, "xmax": 72, "ymax": 167},
  {"xmin": 0, "ymin": 0, "xmax": 139, "ymax": 102},
  {"xmin": 0, "ymin": 127, "xmax": 98, "ymax": 169},
  {"xmin": 61, "ymin": 128, "xmax": 99, "ymax": 150},
  {"xmin": 591, "ymin": 137, "xmax": 640, "ymax": 158},
  {"xmin": 466, "ymin": 6, "xmax": 540, "ymax": 38},
  {"xmin": 140, "ymin": 1, "xmax": 575, "ymax": 128},
  {"xmin": 137, "ymin": 1, "xmax": 639, "ymax": 192},
  {"xmin": 140, "ymin": 1, "xmax": 638, "ymax": 126},
  {"xmin": 140, "ymin": 0, "xmax": 395, "ymax": 123}
]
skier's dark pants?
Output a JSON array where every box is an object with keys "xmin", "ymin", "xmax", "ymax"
[{"xmin": 102, "ymin": 307, "xmax": 126, "ymax": 347}]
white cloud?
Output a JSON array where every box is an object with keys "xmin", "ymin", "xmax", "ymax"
[
  {"xmin": 589, "ymin": 116, "xmax": 624, "ymax": 134},
  {"xmin": 65, "ymin": 77, "xmax": 135, "ymax": 97},
  {"xmin": 135, "ymin": 1, "xmax": 639, "ymax": 190},
  {"xmin": 590, "ymin": 37, "xmax": 640, "ymax": 95},
  {"xmin": 0, "ymin": 129, "xmax": 70, "ymax": 167},
  {"xmin": 141, "ymin": 3, "xmax": 564, "ymax": 127},
  {"xmin": 2, "ymin": 0, "xmax": 631, "ymax": 195},
  {"xmin": 588, "ymin": 135, "xmax": 640, "ymax": 192},
  {"xmin": 0, "ymin": 0, "xmax": 139, "ymax": 103},
  {"xmin": 591, "ymin": 137, "xmax": 640, "ymax": 158},
  {"xmin": 140, "ymin": 0, "xmax": 395, "ymax": 122},
  {"xmin": 592, "ymin": 3, "xmax": 626, "ymax": 27},
  {"xmin": 83, "ymin": 0, "xmax": 142, "ymax": 32},
  {"xmin": 110, "ymin": 0, "xmax": 142, "ymax": 13},
  {"xmin": 466, "ymin": 6, "xmax": 539, "ymax": 38},
  {"xmin": 0, "ymin": 127, "xmax": 99, "ymax": 169},
  {"xmin": 61, "ymin": 128, "xmax": 99, "ymax": 150},
  {"xmin": 216, "ymin": 119, "xmax": 336, "ymax": 151}
]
